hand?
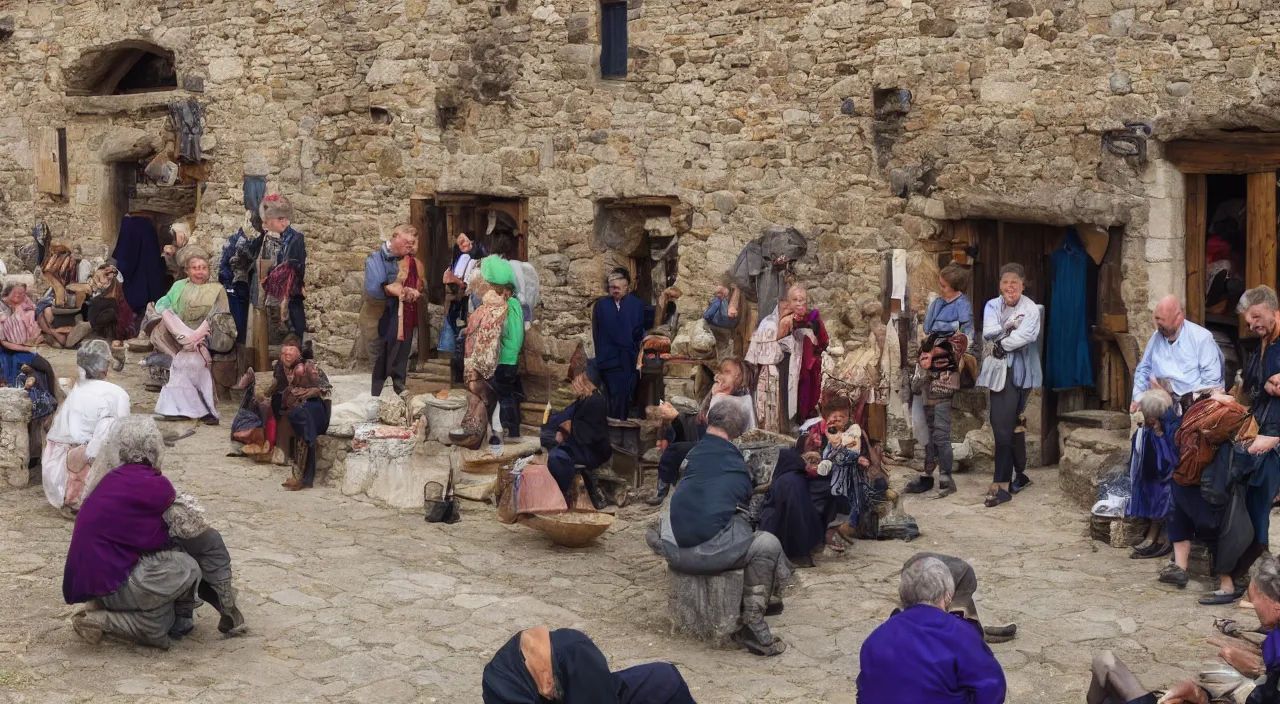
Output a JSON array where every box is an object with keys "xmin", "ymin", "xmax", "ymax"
[
  {"xmin": 555, "ymin": 431, "xmax": 567, "ymax": 444},
  {"xmin": 657, "ymin": 439, "xmax": 669, "ymax": 452},
  {"xmin": 1130, "ymin": 401, "xmax": 1140, "ymax": 414},
  {"xmin": 777, "ymin": 315, "xmax": 794, "ymax": 336},
  {"xmin": 1248, "ymin": 435, "xmax": 1280, "ymax": 456},
  {"xmin": 1268, "ymin": 379, "xmax": 1280, "ymax": 397},
  {"xmin": 163, "ymin": 245, "xmax": 176, "ymax": 256},
  {"xmin": 1208, "ymin": 638, "xmax": 1265, "ymax": 678},
  {"xmin": 1159, "ymin": 680, "xmax": 1209, "ymax": 704},
  {"xmin": 727, "ymin": 304, "xmax": 738, "ymax": 318},
  {"xmin": 858, "ymin": 456, "xmax": 870, "ymax": 468}
]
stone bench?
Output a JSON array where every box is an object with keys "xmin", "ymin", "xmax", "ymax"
[
  {"xmin": 667, "ymin": 568, "xmax": 743, "ymax": 647},
  {"xmin": 1057, "ymin": 410, "xmax": 1131, "ymax": 509},
  {"xmin": 339, "ymin": 424, "xmax": 451, "ymax": 510}
]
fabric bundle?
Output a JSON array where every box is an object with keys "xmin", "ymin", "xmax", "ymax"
[{"xmin": 1173, "ymin": 397, "xmax": 1251, "ymax": 487}]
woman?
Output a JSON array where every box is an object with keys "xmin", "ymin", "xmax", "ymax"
[
  {"xmin": 481, "ymin": 256, "xmax": 525, "ymax": 443},
  {"xmin": 544, "ymin": 354, "xmax": 612, "ymax": 510},
  {"xmin": 42, "ymin": 341, "xmax": 131, "ymax": 516},
  {"xmin": 647, "ymin": 358, "xmax": 755, "ymax": 505},
  {"xmin": 482, "ymin": 626, "xmax": 695, "ymax": 704},
  {"xmin": 0, "ymin": 282, "xmax": 61, "ymax": 465},
  {"xmin": 592, "ymin": 269, "xmax": 646, "ymax": 420},
  {"xmin": 745, "ymin": 299, "xmax": 790, "ymax": 432},
  {"xmin": 777, "ymin": 285, "xmax": 828, "ymax": 425},
  {"xmin": 63, "ymin": 417, "xmax": 201, "ymax": 650},
  {"xmin": 151, "ymin": 250, "xmax": 231, "ymax": 424},
  {"xmin": 83, "ymin": 262, "xmax": 135, "ymax": 344},
  {"xmin": 275, "ymin": 335, "xmax": 332, "ymax": 491},
  {"xmin": 442, "ymin": 232, "xmax": 487, "ymax": 381},
  {"xmin": 788, "ymin": 398, "xmax": 873, "ymax": 557},
  {"xmin": 976, "ymin": 263, "xmax": 1042, "ymax": 508},
  {"xmin": 1126, "ymin": 387, "xmax": 1179, "ymax": 560},
  {"xmin": 449, "ymin": 270, "xmax": 509, "ymax": 450},
  {"xmin": 756, "ymin": 448, "xmax": 827, "ymax": 566}
]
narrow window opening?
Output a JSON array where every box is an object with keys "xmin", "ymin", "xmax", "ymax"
[
  {"xmin": 370, "ymin": 107, "xmax": 392, "ymax": 125},
  {"xmin": 600, "ymin": 2, "xmax": 628, "ymax": 79}
]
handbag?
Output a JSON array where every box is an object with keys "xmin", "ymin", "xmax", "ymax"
[{"xmin": 437, "ymin": 321, "xmax": 456, "ymax": 353}]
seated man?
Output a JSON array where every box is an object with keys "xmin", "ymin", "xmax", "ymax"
[
  {"xmin": 903, "ymin": 553, "xmax": 1017, "ymax": 644},
  {"xmin": 274, "ymin": 335, "xmax": 332, "ymax": 491},
  {"xmin": 647, "ymin": 401, "xmax": 790, "ymax": 657},
  {"xmin": 1090, "ymin": 553, "xmax": 1280, "ymax": 704},
  {"xmin": 482, "ymin": 626, "xmax": 695, "ymax": 704},
  {"xmin": 857, "ymin": 556, "xmax": 1007, "ymax": 703}
]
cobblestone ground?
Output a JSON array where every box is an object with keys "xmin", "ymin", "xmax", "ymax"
[{"xmin": 0, "ymin": 351, "xmax": 1264, "ymax": 703}]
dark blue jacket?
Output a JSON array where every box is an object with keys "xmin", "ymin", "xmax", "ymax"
[
  {"xmin": 592, "ymin": 294, "xmax": 645, "ymax": 372},
  {"xmin": 669, "ymin": 434, "xmax": 751, "ymax": 548}
]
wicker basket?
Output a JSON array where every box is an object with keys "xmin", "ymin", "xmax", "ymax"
[{"xmin": 519, "ymin": 511, "xmax": 615, "ymax": 548}]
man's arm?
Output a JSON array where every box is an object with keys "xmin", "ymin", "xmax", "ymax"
[
  {"xmin": 363, "ymin": 256, "xmax": 388, "ymax": 300},
  {"xmin": 982, "ymin": 300, "xmax": 1003, "ymax": 341},
  {"xmin": 999, "ymin": 304, "xmax": 1040, "ymax": 352}
]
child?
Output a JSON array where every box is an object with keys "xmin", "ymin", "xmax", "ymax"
[{"xmin": 905, "ymin": 333, "xmax": 963, "ymax": 498}]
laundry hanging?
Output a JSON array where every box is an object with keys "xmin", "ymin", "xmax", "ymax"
[{"xmin": 1046, "ymin": 226, "xmax": 1094, "ymax": 390}]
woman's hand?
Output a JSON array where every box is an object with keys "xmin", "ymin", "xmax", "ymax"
[
  {"xmin": 1158, "ymin": 680, "xmax": 1209, "ymax": 704},
  {"xmin": 1249, "ymin": 435, "xmax": 1280, "ymax": 456},
  {"xmin": 777, "ymin": 315, "xmax": 794, "ymax": 338}
]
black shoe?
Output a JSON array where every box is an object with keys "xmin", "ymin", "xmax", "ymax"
[
  {"xmin": 983, "ymin": 623, "xmax": 1017, "ymax": 643},
  {"xmin": 1131, "ymin": 542, "xmax": 1173, "ymax": 560},
  {"xmin": 734, "ymin": 625, "xmax": 787, "ymax": 657},
  {"xmin": 169, "ymin": 616, "xmax": 195, "ymax": 639},
  {"xmin": 646, "ymin": 480, "xmax": 671, "ymax": 506},
  {"xmin": 1159, "ymin": 563, "xmax": 1190, "ymax": 589},
  {"xmin": 984, "ymin": 489, "xmax": 1013, "ymax": 508},
  {"xmin": 1011, "ymin": 474, "xmax": 1032, "ymax": 494},
  {"xmin": 936, "ymin": 475, "xmax": 956, "ymax": 498},
  {"xmin": 1199, "ymin": 588, "xmax": 1245, "ymax": 606},
  {"xmin": 765, "ymin": 598, "xmax": 785, "ymax": 617},
  {"xmin": 904, "ymin": 475, "xmax": 934, "ymax": 494}
]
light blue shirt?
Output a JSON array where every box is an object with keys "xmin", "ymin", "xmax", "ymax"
[
  {"xmin": 1131, "ymin": 320, "xmax": 1223, "ymax": 400},
  {"xmin": 981, "ymin": 296, "xmax": 1043, "ymax": 390}
]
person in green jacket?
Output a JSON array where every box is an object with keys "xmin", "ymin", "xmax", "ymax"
[{"xmin": 479, "ymin": 256, "xmax": 525, "ymax": 443}]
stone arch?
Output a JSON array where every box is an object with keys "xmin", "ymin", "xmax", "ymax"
[{"xmin": 64, "ymin": 40, "xmax": 177, "ymax": 96}]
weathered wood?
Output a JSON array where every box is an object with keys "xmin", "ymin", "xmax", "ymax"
[
  {"xmin": 1185, "ymin": 174, "xmax": 1208, "ymax": 326},
  {"xmin": 1244, "ymin": 172, "xmax": 1277, "ymax": 338},
  {"xmin": 1166, "ymin": 139, "xmax": 1280, "ymax": 174},
  {"xmin": 35, "ymin": 127, "xmax": 65, "ymax": 196}
]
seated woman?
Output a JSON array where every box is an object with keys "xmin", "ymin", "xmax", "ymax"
[
  {"xmin": 42, "ymin": 341, "xmax": 131, "ymax": 516},
  {"xmin": 274, "ymin": 335, "xmax": 332, "ymax": 491},
  {"xmin": 757, "ymin": 448, "xmax": 827, "ymax": 567},
  {"xmin": 787, "ymin": 397, "xmax": 870, "ymax": 556},
  {"xmin": 483, "ymin": 626, "xmax": 695, "ymax": 704},
  {"xmin": 82, "ymin": 262, "xmax": 134, "ymax": 369},
  {"xmin": 150, "ymin": 249, "xmax": 230, "ymax": 425},
  {"xmin": 647, "ymin": 358, "xmax": 756, "ymax": 506},
  {"xmin": 0, "ymin": 281, "xmax": 62, "ymax": 465},
  {"xmin": 63, "ymin": 416, "xmax": 201, "ymax": 650},
  {"xmin": 543, "ymin": 352, "xmax": 612, "ymax": 510}
]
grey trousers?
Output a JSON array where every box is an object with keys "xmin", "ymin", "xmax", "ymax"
[
  {"xmin": 175, "ymin": 528, "xmax": 233, "ymax": 584},
  {"xmin": 922, "ymin": 401, "xmax": 953, "ymax": 476},
  {"xmin": 84, "ymin": 550, "xmax": 200, "ymax": 649}
]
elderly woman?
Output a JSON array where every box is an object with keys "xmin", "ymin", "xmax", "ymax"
[
  {"xmin": 449, "ymin": 266, "xmax": 509, "ymax": 450},
  {"xmin": 481, "ymin": 256, "xmax": 525, "ymax": 443},
  {"xmin": 68, "ymin": 415, "xmax": 245, "ymax": 645},
  {"xmin": 777, "ymin": 285, "xmax": 828, "ymax": 425},
  {"xmin": 976, "ymin": 263, "xmax": 1043, "ymax": 508},
  {"xmin": 592, "ymin": 269, "xmax": 646, "ymax": 420},
  {"xmin": 647, "ymin": 358, "xmax": 755, "ymax": 506},
  {"xmin": 542, "ymin": 351, "xmax": 612, "ymax": 510},
  {"xmin": 41, "ymin": 341, "xmax": 131, "ymax": 515},
  {"xmin": 275, "ymin": 335, "xmax": 332, "ymax": 491},
  {"xmin": 482, "ymin": 626, "xmax": 695, "ymax": 704},
  {"xmin": 151, "ymin": 249, "xmax": 231, "ymax": 424},
  {"xmin": 83, "ymin": 262, "xmax": 134, "ymax": 351},
  {"xmin": 0, "ymin": 282, "xmax": 52, "ymax": 381},
  {"xmin": 745, "ymin": 299, "xmax": 790, "ymax": 432}
]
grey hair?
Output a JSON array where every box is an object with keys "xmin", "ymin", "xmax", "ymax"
[
  {"xmin": 1238, "ymin": 286, "xmax": 1280, "ymax": 315},
  {"xmin": 1, "ymin": 281, "xmax": 27, "ymax": 298},
  {"xmin": 77, "ymin": 340, "xmax": 112, "ymax": 380},
  {"xmin": 99, "ymin": 415, "xmax": 166, "ymax": 469},
  {"xmin": 899, "ymin": 556, "xmax": 956, "ymax": 608},
  {"xmin": 1253, "ymin": 554, "xmax": 1280, "ymax": 603},
  {"xmin": 1136, "ymin": 387, "xmax": 1173, "ymax": 422},
  {"xmin": 998, "ymin": 263, "xmax": 1026, "ymax": 282},
  {"xmin": 707, "ymin": 399, "xmax": 750, "ymax": 439}
]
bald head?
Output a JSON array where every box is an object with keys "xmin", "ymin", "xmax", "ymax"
[{"xmin": 1154, "ymin": 295, "xmax": 1185, "ymax": 340}]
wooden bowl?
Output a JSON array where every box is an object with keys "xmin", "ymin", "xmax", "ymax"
[{"xmin": 519, "ymin": 511, "xmax": 615, "ymax": 548}]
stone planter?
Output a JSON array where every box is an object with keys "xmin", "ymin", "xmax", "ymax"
[
  {"xmin": 340, "ymin": 425, "xmax": 450, "ymax": 510},
  {"xmin": 416, "ymin": 390, "xmax": 468, "ymax": 445}
]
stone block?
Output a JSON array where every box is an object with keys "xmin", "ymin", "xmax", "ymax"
[
  {"xmin": 958, "ymin": 426, "xmax": 1043, "ymax": 476},
  {"xmin": 0, "ymin": 388, "xmax": 30, "ymax": 491},
  {"xmin": 415, "ymin": 390, "xmax": 468, "ymax": 445},
  {"xmin": 1058, "ymin": 427, "xmax": 1130, "ymax": 509},
  {"xmin": 458, "ymin": 437, "xmax": 541, "ymax": 475},
  {"xmin": 341, "ymin": 426, "xmax": 447, "ymax": 509},
  {"xmin": 667, "ymin": 568, "xmax": 743, "ymax": 646}
]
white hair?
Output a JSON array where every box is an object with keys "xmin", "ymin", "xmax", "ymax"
[
  {"xmin": 1239, "ymin": 286, "xmax": 1280, "ymax": 314},
  {"xmin": 900, "ymin": 556, "xmax": 956, "ymax": 608},
  {"xmin": 77, "ymin": 339, "xmax": 112, "ymax": 380}
]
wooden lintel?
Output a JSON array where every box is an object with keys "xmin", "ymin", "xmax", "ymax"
[{"xmin": 1165, "ymin": 138, "xmax": 1280, "ymax": 174}]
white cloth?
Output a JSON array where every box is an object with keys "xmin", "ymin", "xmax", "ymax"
[
  {"xmin": 41, "ymin": 379, "xmax": 130, "ymax": 508},
  {"xmin": 155, "ymin": 350, "xmax": 218, "ymax": 420}
]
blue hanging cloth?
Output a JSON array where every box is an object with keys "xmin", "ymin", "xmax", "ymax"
[{"xmin": 1046, "ymin": 227, "xmax": 1094, "ymax": 390}]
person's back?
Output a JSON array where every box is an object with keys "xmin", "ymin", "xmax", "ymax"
[{"xmin": 668, "ymin": 433, "xmax": 751, "ymax": 548}]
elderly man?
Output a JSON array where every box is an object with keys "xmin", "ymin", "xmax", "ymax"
[
  {"xmin": 1131, "ymin": 295, "xmax": 1223, "ymax": 410},
  {"xmin": 1089, "ymin": 553, "xmax": 1280, "ymax": 704},
  {"xmin": 592, "ymin": 269, "xmax": 646, "ymax": 419},
  {"xmin": 363, "ymin": 224, "xmax": 423, "ymax": 397},
  {"xmin": 648, "ymin": 401, "xmax": 790, "ymax": 657},
  {"xmin": 256, "ymin": 194, "xmax": 309, "ymax": 342},
  {"xmin": 857, "ymin": 556, "xmax": 1007, "ymax": 703}
]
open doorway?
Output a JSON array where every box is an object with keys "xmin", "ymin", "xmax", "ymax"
[{"xmin": 593, "ymin": 199, "xmax": 679, "ymax": 321}]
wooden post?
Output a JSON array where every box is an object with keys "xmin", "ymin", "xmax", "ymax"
[
  {"xmin": 1184, "ymin": 174, "xmax": 1207, "ymax": 326},
  {"xmin": 1244, "ymin": 172, "xmax": 1278, "ymax": 337}
]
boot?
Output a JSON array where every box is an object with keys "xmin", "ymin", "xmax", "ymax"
[
  {"xmin": 645, "ymin": 479, "xmax": 671, "ymax": 506},
  {"xmin": 983, "ymin": 623, "xmax": 1018, "ymax": 644},
  {"xmin": 736, "ymin": 585, "xmax": 786, "ymax": 656},
  {"xmin": 111, "ymin": 343, "xmax": 126, "ymax": 372},
  {"xmin": 581, "ymin": 469, "xmax": 608, "ymax": 511},
  {"xmin": 169, "ymin": 604, "xmax": 195, "ymax": 639},
  {"xmin": 936, "ymin": 474, "xmax": 956, "ymax": 498},
  {"xmin": 903, "ymin": 475, "xmax": 934, "ymax": 494},
  {"xmin": 210, "ymin": 580, "xmax": 246, "ymax": 634}
]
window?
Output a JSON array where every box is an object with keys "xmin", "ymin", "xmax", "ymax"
[{"xmin": 600, "ymin": 2, "xmax": 628, "ymax": 79}]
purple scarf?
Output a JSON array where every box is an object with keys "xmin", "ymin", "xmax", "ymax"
[{"xmin": 62, "ymin": 464, "xmax": 175, "ymax": 604}]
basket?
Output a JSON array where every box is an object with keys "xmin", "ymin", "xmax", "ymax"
[{"xmin": 519, "ymin": 511, "xmax": 615, "ymax": 548}]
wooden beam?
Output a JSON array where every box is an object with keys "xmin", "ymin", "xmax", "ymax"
[
  {"xmin": 1244, "ymin": 171, "xmax": 1277, "ymax": 337},
  {"xmin": 1165, "ymin": 139, "xmax": 1280, "ymax": 174},
  {"xmin": 1185, "ymin": 173, "xmax": 1207, "ymax": 325},
  {"xmin": 97, "ymin": 49, "xmax": 145, "ymax": 96}
]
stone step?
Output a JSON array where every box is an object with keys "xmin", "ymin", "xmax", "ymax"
[{"xmin": 1059, "ymin": 426, "xmax": 1131, "ymax": 509}]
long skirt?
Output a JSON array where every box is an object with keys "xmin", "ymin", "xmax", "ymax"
[
  {"xmin": 758, "ymin": 470, "xmax": 826, "ymax": 560},
  {"xmin": 41, "ymin": 440, "xmax": 90, "ymax": 511},
  {"xmin": 156, "ymin": 350, "xmax": 218, "ymax": 420}
]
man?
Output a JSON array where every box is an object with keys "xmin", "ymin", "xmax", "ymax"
[
  {"xmin": 648, "ymin": 402, "xmax": 789, "ymax": 657},
  {"xmin": 902, "ymin": 553, "xmax": 1017, "ymax": 644},
  {"xmin": 363, "ymin": 225, "xmax": 423, "ymax": 397},
  {"xmin": 858, "ymin": 556, "xmax": 1007, "ymax": 703},
  {"xmin": 1130, "ymin": 295, "xmax": 1223, "ymax": 410},
  {"xmin": 1089, "ymin": 553, "xmax": 1280, "ymax": 704},
  {"xmin": 592, "ymin": 269, "xmax": 645, "ymax": 419},
  {"xmin": 258, "ymin": 194, "xmax": 308, "ymax": 342}
]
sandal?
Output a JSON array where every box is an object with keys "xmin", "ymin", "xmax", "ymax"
[
  {"xmin": 825, "ymin": 528, "xmax": 846, "ymax": 553},
  {"xmin": 983, "ymin": 489, "xmax": 1013, "ymax": 508},
  {"xmin": 1199, "ymin": 588, "xmax": 1245, "ymax": 606}
]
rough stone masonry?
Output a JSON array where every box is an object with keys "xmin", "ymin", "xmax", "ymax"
[{"xmin": 0, "ymin": 0, "xmax": 1277, "ymax": 361}]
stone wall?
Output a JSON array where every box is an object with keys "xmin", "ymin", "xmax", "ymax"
[{"xmin": 1, "ymin": 0, "xmax": 1278, "ymax": 361}]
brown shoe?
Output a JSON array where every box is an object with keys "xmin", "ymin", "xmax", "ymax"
[
  {"xmin": 837, "ymin": 523, "xmax": 858, "ymax": 545},
  {"xmin": 282, "ymin": 477, "xmax": 302, "ymax": 489}
]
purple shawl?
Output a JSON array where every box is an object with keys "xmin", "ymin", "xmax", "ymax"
[{"xmin": 62, "ymin": 464, "xmax": 175, "ymax": 604}]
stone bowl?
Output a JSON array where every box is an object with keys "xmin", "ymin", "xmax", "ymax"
[{"xmin": 519, "ymin": 511, "xmax": 615, "ymax": 548}]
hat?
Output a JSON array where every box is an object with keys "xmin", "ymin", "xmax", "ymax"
[
  {"xmin": 259, "ymin": 193, "xmax": 294, "ymax": 221},
  {"xmin": 479, "ymin": 255, "xmax": 516, "ymax": 287}
]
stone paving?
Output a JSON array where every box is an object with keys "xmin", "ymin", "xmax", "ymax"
[{"xmin": 0, "ymin": 351, "xmax": 1268, "ymax": 703}]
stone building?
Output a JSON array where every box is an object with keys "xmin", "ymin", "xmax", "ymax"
[{"xmin": 1, "ymin": 0, "xmax": 1278, "ymax": 448}]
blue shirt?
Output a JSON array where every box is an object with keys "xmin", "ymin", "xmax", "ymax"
[
  {"xmin": 925, "ymin": 293, "xmax": 974, "ymax": 340},
  {"xmin": 363, "ymin": 244, "xmax": 401, "ymax": 301},
  {"xmin": 857, "ymin": 604, "xmax": 1007, "ymax": 704},
  {"xmin": 1132, "ymin": 320, "xmax": 1223, "ymax": 401},
  {"xmin": 669, "ymin": 434, "xmax": 752, "ymax": 548},
  {"xmin": 703, "ymin": 296, "xmax": 737, "ymax": 329}
]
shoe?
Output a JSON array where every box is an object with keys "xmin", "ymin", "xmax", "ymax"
[
  {"xmin": 825, "ymin": 527, "xmax": 846, "ymax": 553},
  {"xmin": 1159, "ymin": 563, "xmax": 1190, "ymax": 589},
  {"xmin": 983, "ymin": 489, "xmax": 1013, "ymax": 508},
  {"xmin": 766, "ymin": 598, "xmax": 785, "ymax": 617},
  {"xmin": 581, "ymin": 470, "xmax": 609, "ymax": 511},
  {"xmin": 168, "ymin": 616, "xmax": 195, "ymax": 638},
  {"xmin": 282, "ymin": 477, "xmax": 302, "ymax": 489},
  {"xmin": 488, "ymin": 436, "xmax": 504, "ymax": 457},
  {"xmin": 792, "ymin": 554, "xmax": 816, "ymax": 568},
  {"xmin": 71, "ymin": 611, "xmax": 103, "ymax": 645},
  {"xmin": 734, "ymin": 625, "xmax": 787, "ymax": 657},
  {"xmin": 203, "ymin": 415, "xmax": 220, "ymax": 426},
  {"xmin": 1011, "ymin": 474, "xmax": 1032, "ymax": 494},
  {"xmin": 1200, "ymin": 588, "xmax": 1245, "ymax": 606},
  {"xmin": 1132, "ymin": 542, "xmax": 1173, "ymax": 560},
  {"xmin": 209, "ymin": 581, "xmax": 246, "ymax": 634},
  {"xmin": 983, "ymin": 623, "xmax": 1018, "ymax": 643},
  {"xmin": 936, "ymin": 475, "xmax": 956, "ymax": 498},
  {"xmin": 645, "ymin": 480, "xmax": 671, "ymax": 506},
  {"xmin": 903, "ymin": 475, "xmax": 934, "ymax": 494}
]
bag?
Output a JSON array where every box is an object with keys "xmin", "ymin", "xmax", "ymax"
[
  {"xmin": 207, "ymin": 312, "xmax": 237, "ymax": 355},
  {"xmin": 1200, "ymin": 442, "xmax": 1246, "ymax": 508},
  {"xmin": 437, "ymin": 320, "xmax": 457, "ymax": 353},
  {"xmin": 928, "ymin": 370, "xmax": 961, "ymax": 400},
  {"xmin": 1174, "ymin": 398, "xmax": 1250, "ymax": 487}
]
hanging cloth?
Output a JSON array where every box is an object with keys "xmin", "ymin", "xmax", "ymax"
[
  {"xmin": 167, "ymin": 98, "xmax": 206, "ymax": 162},
  {"xmin": 1046, "ymin": 227, "xmax": 1094, "ymax": 389}
]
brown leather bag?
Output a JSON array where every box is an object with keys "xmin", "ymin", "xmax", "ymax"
[{"xmin": 1173, "ymin": 398, "xmax": 1251, "ymax": 487}]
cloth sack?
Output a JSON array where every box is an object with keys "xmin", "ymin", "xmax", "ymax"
[{"xmin": 1173, "ymin": 398, "xmax": 1250, "ymax": 487}]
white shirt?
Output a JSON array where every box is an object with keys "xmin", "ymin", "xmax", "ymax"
[{"xmin": 47, "ymin": 379, "xmax": 131, "ymax": 453}]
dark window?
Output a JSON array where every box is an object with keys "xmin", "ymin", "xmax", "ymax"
[{"xmin": 600, "ymin": 2, "xmax": 628, "ymax": 79}]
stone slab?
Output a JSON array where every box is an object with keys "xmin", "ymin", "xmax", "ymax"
[
  {"xmin": 1059, "ymin": 427, "xmax": 1130, "ymax": 509},
  {"xmin": 667, "ymin": 568, "xmax": 743, "ymax": 647},
  {"xmin": 1058, "ymin": 410, "xmax": 1131, "ymax": 431},
  {"xmin": 458, "ymin": 438, "xmax": 541, "ymax": 475},
  {"xmin": 342, "ymin": 430, "xmax": 449, "ymax": 510}
]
